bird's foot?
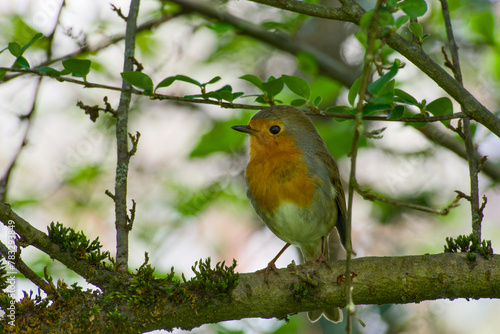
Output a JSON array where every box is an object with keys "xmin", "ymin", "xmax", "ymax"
[{"xmin": 257, "ymin": 261, "xmax": 279, "ymax": 282}]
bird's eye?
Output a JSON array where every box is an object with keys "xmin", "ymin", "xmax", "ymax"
[{"xmin": 269, "ymin": 125, "xmax": 281, "ymax": 134}]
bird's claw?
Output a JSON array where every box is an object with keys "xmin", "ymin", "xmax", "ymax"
[{"xmin": 257, "ymin": 261, "xmax": 279, "ymax": 282}]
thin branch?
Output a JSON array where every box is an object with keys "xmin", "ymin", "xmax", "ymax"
[
  {"xmin": 0, "ymin": 1, "xmax": 66, "ymax": 201},
  {"xmin": 345, "ymin": 0, "xmax": 384, "ymax": 330},
  {"xmin": 355, "ymin": 185, "xmax": 461, "ymax": 216},
  {"xmin": 113, "ymin": 0, "xmax": 141, "ymax": 273},
  {"xmin": 1, "ymin": 12, "xmax": 183, "ymax": 84},
  {"xmin": 168, "ymin": 0, "xmax": 358, "ymax": 87},
  {"xmin": 0, "ymin": 240, "xmax": 55, "ymax": 297},
  {"xmin": 440, "ymin": 0, "xmax": 482, "ymax": 239},
  {"xmin": 417, "ymin": 124, "xmax": 500, "ymax": 181},
  {"xmin": 0, "ymin": 202, "xmax": 121, "ymax": 290},
  {"xmin": 0, "ymin": 68, "xmax": 475, "ymax": 122}
]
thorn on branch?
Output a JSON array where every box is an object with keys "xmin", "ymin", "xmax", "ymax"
[
  {"xmin": 128, "ymin": 131, "xmax": 141, "ymax": 157},
  {"xmin": 111, "ymin": 4, "xmax": 127, "ymax": 21},
  {"xmin": 477, "ymin": 195, "xmax": 487, "ymax": 221},
  {"xmin": 129, "ymin": 56, "xmax": 144, "ymax": 72},
  {"xmin": 441, "ymin": 46, "xmax": 454, "ymax": 70},
  {"xmin": 105, "ymin": 189, "xmax": 116, "ymax": 201},
  {"xmin": 439, "ymin": 193, "xmax": 462, "ymax": 215},
  {"xmin": 477, "ymin": 155, "xmax": 488, "ymax": 173},
  {"xmin": 455, "ymin": 189, "xmax": 470, "ymax": 201},
  {"xmin": 127, "ymin": 199, "xmax": 136, "ymax": 231},
  {"xmin": 103, "ymin": 96, "xmax": 117, "ymax": 117}
]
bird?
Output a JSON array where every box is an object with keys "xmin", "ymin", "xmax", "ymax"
[{"xmin": 232, "ymin": 105, "xmax": 347, "ymax": 323}]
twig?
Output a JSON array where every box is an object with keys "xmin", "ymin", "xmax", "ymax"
[
  {"xmin": 0, "ymin": 2, "xmax": 66, "ymax": 201},
  {"xmin": 128, "ymin": 132, "xmax": 141, "ymax": 158},
  {"xmin": 0, "ymin": 202, "xmax": 120, "ymax": 290},
  {"xmin": 345, "ymin": 1, "xmax": 384, "ymax": 331},
  {"xmin": 356, "ymin": 185, "xmax": 461, "ymax": 216},
  {"xmin": 111, "ymin": 4, "xmax": 128, "ymax": 21},
  {"xmin": 0, "ymin": 240, "xmax": 55, "ymax": 298},
  {"xmin": 168, "ymin": 0, "xmax": 358, "ymax": 87},
  {"xmin": 440, "ymin": 0, "xmax": 482, "ymax": 239},
  {"xmin": 1, "ymin": 12, "xmax": 183, "ymax": 84},
  {"xmin": 127, "ymin": 199, "xmax": 136, "ymax": 231},
  {"xmin": 0, "ymin": 67, "xmax": 473, "ymax": 122},
  {"xmin": 114, "ymin": 0, "xmax": 141, "ymax": 273}
]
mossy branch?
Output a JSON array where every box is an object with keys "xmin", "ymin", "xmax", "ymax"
[
  {"xmin": 0, "ymin": 202, "xmax": 123, "ymax": 290},
  {"xmin": 2, "ymin": 253, "xmax": 498, "ymax": 333}
]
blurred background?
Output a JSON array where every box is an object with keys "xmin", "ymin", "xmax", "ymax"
[{"xmin": 0, "ymin": 0, "xmax": 499, "ymax": 333}]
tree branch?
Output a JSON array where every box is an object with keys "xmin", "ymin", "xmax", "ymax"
[
  {"xmin": 15, "ymin": 253, "xmax": 500, "ymax": 332},
  {"xmin": 0, "ymin": 11, "xmax": 183, "ymax": 84},
  {"xmin": 142, "ymin": 254, "xmax": 500, "ymax": 331},
  {"xmin": 345, "ymin": 0, "xmax": 384, "ymax": 328},
  {"xmin": 0, "ymin": 240, "xmax": 55, "ymax": 297},
  {"xmin": 440, "ymin": 0, "xmax": 482, "ymax": 239},
  {"xmin": 113, "ymin": 0, "xmax": 141, "ymax": 272},
  {"xmin": 0, "ymin": 202, "xmax": 123, "ymax": 290},
  {"xmin": 168, "ymin": 0, "xmax": 358, "ymax": 86}
]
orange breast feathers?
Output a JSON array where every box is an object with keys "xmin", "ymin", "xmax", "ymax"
[{"xmin": 245, "ymin": 133, "xmax": 321, "ymax": 213}]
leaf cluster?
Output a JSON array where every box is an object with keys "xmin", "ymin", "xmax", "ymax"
[
  {"xmin": 0, "ymin": 33, "xmax": 91, "ymax": 81},
  {"xmin": 444, "ymin": 233, "xmax": 494, "ymax": 260},
  {"xmin": 183, "ymin": 258, "xmax": 240, "ymax": 300},
  {"xmin": 47, "ymin": 222, "xmax": 109, "ymax": 264}
]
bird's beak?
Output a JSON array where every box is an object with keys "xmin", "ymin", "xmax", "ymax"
[{"xmin": 231, "ymin": 125, "xmax": 258, "ymax": 134}]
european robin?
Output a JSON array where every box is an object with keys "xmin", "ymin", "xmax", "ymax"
[{"xmin": 232, "ymin": 105, "xmax": 347, "ymax": 323}]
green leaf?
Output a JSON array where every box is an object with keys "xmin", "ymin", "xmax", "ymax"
[
  {"xmin": 14, "ymin": 56, "xmax": 30, "ymax": 69},
  {"xmin": 35, "ymin": 66, "xmax": 61, "ymax": 76},
  {"xmin": 155, "ymin": 76, "xmax": 176, "ymax": 91},
  {"xmin": 425, "ymin": 97, "xmax": 453, "ymax": 125},
  {"xmin": 369, "ymin": 80, "xmax": 395, "ymax": 105},
  {"xmin": 313, "ymin": 96, "xmax": 322, "ymax": 107},
  {"xmin": 363, "ymin": 103, "xmax": 391, "ymax": 115},
  {"xmin": 240, "ymin": 74, "xmax": 263, "ymax": 90},
  {"xmin": 255, "ymin": 96, "xmax": 268, "ymax": 104},
  {"xmin": 290, "ymin": 99, "xmax": 307, "ymax": 107},
  {"xmin": 121, "ymin": 71, "xmax": 154, "ymax": 95},
  {"xmin": 394, "ymin": 89, "xmax": 419, "ymax": 105},
  {"xmin": 20, "ymin": 32, "xmax": 44, "ymax": 54},
  {"xmin": 8, "ymin": 42, "xmax": 22, "ymax": 57},
  {"xmin": 395, "ymin": 15, "xmax": 409, "ymax": 29},
  {"xmin": 368, "ymin": 60, "xmax": 399, "ymax": 95},
  {"xmin": 62, "ymin": 59, "xmax": 91, "ymax": 78},
  {"xmin": 379, "ymin": 10, "xmax": 395, "ymax": 27},
  {"xmin": 0, "ymin": 70, "xmax": 6, "ymax": 80},
  {"xmin": 387, "ymin": 105, "xmax": 405, "ymax": 120},
  {"xmin": 409, "ymin": 22, "xmax": 423, "ymax": 38},
  {"xmin": 360, "ymin": 10, "xmax": 375, "ymax": 30},
  {"xmin": 282, "ymin": 75, "xmax": 310, "ymax": 99},
  {"xmin": 348, "ymin": 76, "xmax": 363, "ymax": 107},
  {"xmin": 399, "ymin": 0, "xmax": 427, "ymax": 18},
  {"xmin": 261, "ymin": 77, "xmax": 284, "ymax": 98},
  {"xmin": 204, "ymin": 76, "xmax": 221, "ymax": 85},
  {"xmin": 174, "ymin": 75, "xmax": 201, "ymax": 86}
]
